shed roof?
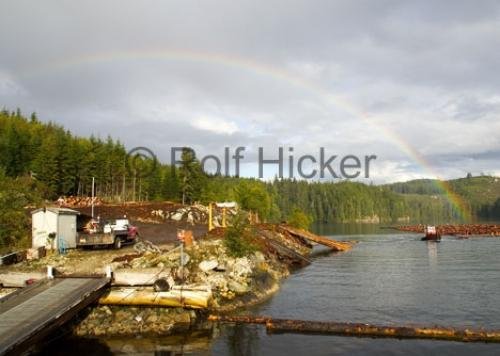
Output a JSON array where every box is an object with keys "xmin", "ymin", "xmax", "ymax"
[{"xmin": 31, "ymin": 207, "xmax": 80, "ymax": 215}]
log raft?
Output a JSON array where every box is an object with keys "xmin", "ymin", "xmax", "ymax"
[
  {"xmin": 208, "ymin": 315, "xmax": 500, "ymax": 343},
  {"xmin": 395, "ymin": 224, "xmax": 500, "ymax": 237}
]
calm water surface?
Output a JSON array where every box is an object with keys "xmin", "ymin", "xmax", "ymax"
[{"xmin": 43, "ymin": 224, "xmax": 500, "ymax": 355}]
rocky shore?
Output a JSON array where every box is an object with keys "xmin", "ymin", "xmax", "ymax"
[
  {"xmin": 74, "ymin": 230, "xmax": 294, "ymax": 337},
  {"xmin": 1, "ymin": 220, "xmax": 351, "ymax": 339},
  {"xmin": 74, "ymin": 306, "xmax": 200, "ymax": 337}
]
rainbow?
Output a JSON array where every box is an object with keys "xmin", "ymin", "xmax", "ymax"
[{"xmin": 21, "ymin": 48, "xmax": 471, "ymax": 220}]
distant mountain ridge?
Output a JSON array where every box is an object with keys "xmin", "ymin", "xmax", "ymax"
[{"xmin": 384, "ymin": 176, "xmax": 500, "ymax": 221}]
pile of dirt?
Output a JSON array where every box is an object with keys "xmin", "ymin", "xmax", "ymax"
[
  {"xmin": 73, "ymin": 201, "xmax": 236, "ymax": 229},
  {"xmin": 135, "ymin": 221, "xmax": 208, "ymax": 245},
  {"xmin": 73, "ymin": 201, "xmax": 183, "ymax": 221}
]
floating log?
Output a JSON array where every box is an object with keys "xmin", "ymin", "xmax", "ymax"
[
  {"xmin": 0, "ymin": 272, "xmax": 46, "ymax": 287},
  {"xmin": 99, "ymin": 286, "xmax": 211, "ymax": 309},
  {"xmin": 208, "ymin": 315, "xmax": 500, "ymax": 343},
  {"xmin": 280, "ymin": 225, "xmax": 352, "ymax": 251}
]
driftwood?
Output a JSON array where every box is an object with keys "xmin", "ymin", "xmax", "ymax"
[
  {"xmin": 0, "ymin": 272, "xmax": 46, "ymax": 288},
  {"xmin": 208, "ymin": 315, "xmax": 500, "ymax": 343},
  {"xmin": 99, "ymin": 286, "xmax": 211, "ymax": 309},
  {"xmin": 280, "ymin": 225, "xmax": 353, "ymax": 251}
]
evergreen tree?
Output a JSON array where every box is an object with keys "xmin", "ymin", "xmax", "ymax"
[{"xmin": 178, "ymin": 148, "xmax": 206, "ymax": 204}]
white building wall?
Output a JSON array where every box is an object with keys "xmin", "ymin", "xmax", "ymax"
[
  {"xmin": 31, "ymin": 210, "xmax": 75, "ymax": 249},
  {"xmin": 32, "ymin": 211, "xmax": 58, "ymax": 248}
]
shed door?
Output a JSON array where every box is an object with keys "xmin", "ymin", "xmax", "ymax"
[{"xmin": 57, "ymin": 215, "xmax": 77, "ymax": 249}]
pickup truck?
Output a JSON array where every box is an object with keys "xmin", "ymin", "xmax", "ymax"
[{"xmin": 77, "ymin": 218, "xmax": 139, "ymax": 249}]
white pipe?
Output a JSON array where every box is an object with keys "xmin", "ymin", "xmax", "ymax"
[
  {"xmin": 105, "ymin": 265, "xmax": 112, "ymax": 279},
  {"xmin": 47, "ymin": 265, "xmax": 54, "ymax": 279}
]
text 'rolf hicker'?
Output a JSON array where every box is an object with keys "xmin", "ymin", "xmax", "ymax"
[{"xmin": 167, "ymin": 147, "xmax": 376, "ymax": 179}]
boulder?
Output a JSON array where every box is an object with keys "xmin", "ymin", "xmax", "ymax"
[
  {"xmin": 231, "ymin": 257, "xmax": 252, "ymax": 277},
  {"xmin": 186, "ymin": 212, "xmax": 194, "ymax": 225},
  {"xmin": 205, "ymin": 274, "xmax": 228, "ymax": 291},
  {"xmin": 228, "ymin": 280, "xmax": 249, "ymax": 294},
  {"xmin": 170, "ymin": 212, "xmax": 183, "ymax": 221},
  {"xmin": 199, "ymin": 259, "xmax": 218, "ymax": 272}
]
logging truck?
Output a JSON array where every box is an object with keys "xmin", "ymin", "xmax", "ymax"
[{"xmin": 77, "ymin": 217, "xmax": 139, "ymax": 249}]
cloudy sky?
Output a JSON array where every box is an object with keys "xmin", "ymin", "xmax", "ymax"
[{"xmin": 1, "ymin": 0, "xmax": 500, "ymax": 182}]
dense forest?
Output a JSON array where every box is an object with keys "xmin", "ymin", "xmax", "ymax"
[
  {"xmin": 0, "ymin": 109, "xmax": 499, "ymax": 251},
  {"xmin": 385, "ymin": 177, "xmax": 500, "ymax": 220}
]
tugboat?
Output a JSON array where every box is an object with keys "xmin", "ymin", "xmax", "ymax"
[{"xmin": 421, "ymin": 225, "xmax": 441, "ymax": 241}]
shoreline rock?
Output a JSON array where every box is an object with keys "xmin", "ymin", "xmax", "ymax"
[{"xmin": 74, "ymin": 236, "xmax": 294, "ymax": 337}]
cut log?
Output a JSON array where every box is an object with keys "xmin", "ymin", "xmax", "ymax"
[
  {"xmin": 208, "ymin": 315, "xmax": 500, "ymax": 343},
  {"xmin": 171, "ymin": 284, "xmax": 213, "ymax": 292},
  {"xmin": 99, "ymin": 286, "xmax": 211, "ymax": 309},
  {"xmin": 112, "ymin": 269, "xmax": 172, "ymax": 286},
  {"xmin": 0, "ymin": 272, "xmax": 46, "ymax": 287},
  {"xmin": 279, "ymin": 225, "xmax": 352, "ymax": 251}
]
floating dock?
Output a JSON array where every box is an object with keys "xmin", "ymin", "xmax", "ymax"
[{"xmin": 0, "ymin": 277, "xmax": 110, "ymax": 355}]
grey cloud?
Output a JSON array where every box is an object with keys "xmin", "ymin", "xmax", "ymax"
[{"xmin": 1, "ymin": 0, "xmax": 500, "ymax": 182}]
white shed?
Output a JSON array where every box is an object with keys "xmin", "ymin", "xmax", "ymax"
[{"xmin": 31, "ymin": 207, "xmax": 80, "ymax": 250}]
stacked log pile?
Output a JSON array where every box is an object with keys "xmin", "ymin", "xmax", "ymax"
[
  {"xmin": 56, "ymin": 196, "xmax": 105, "ymax": 208},
  {"xmin": 396, "ymin": 224, "xmax": 500, "ymax": 236}
]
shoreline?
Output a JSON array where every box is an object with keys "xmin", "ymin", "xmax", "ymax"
[
  {"xmin": 0, "ymin": 222, "xmax": 351, "ymax": 341},
  {"xmin": 73, "ymin": 272, "xmax": 285, "ymax": 337}
]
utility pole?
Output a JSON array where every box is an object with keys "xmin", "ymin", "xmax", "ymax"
[{"xmin": 91, "ymin": 176, "xmax": 95, "ymax": 218}]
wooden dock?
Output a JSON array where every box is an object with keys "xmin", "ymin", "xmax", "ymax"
[{"xmin": 0, "ymin": 277, "xmax": 110, "ymax": 355}]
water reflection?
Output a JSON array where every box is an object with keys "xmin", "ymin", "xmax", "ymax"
[
  {"xmin": 224, "ymin": 324, "xmax": 261, "ymax": 356},
  {"xmin": 39, "ymin": 331, "xmax": 214, "ymax": 355},
  {"xmin": 426, "ymin": 241, "xmax": 438, "ymax": 269}
]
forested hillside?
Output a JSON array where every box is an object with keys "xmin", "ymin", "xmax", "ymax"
[
  {"xmin": 385, "ymin": 177, "xmax": 500, "ymax": 220},
  {"xmin": 0, "ymin": 109, "xmax": 498, "ymax": 252}
]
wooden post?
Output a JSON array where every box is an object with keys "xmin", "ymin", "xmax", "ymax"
[{"xmin": 208, "ymin": 203, "xmax": 213, "ymax": 231}]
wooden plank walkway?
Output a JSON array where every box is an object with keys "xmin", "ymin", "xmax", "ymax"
[{"xmin": 0, "ymin": 277, "xmax": 110, "ymax": 355}]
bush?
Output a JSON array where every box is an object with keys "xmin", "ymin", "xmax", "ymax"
[
  {"xmin": 223, "ymin": 212, "xmax": 258, "ymax": 258},
  {"xmin": 0, "ymin": 172, "xmax": 43, "ymax": 254},
  {"xmin": 287, "ymin": 208, "xmax": 313, "ymax": 230}
]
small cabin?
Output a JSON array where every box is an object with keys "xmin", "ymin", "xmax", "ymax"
[{"xmin": 31, "ymin": 207, "xmax": 80, "ymax": 250}]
